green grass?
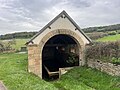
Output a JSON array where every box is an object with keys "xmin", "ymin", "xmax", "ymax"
[
  {"xmin": 57, "ymin": 67, "xmax": 120, "ymax": 90},
  {"xmin": 0, "ymin": 53, "xmax": 57, "ymax": 90},
  {"xmin": 0, "ymin": 39, "xmax": 29, "ymax": 51},
  {"xmin": 12, "ymin": 39, "xmax": 29, "ymax": 50},
  {"xmin": 0, "ymin": 53, "xmax": 120, "ymax": 90},
  {"xmin": 97, "ymin": 34, "xmax": 120, "ymax": 42},
  {"xmin": 53, "ymin": 69, "xmax": 93, "ymax": 90}
]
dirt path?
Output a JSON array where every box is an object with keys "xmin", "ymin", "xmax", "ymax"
[{"xmin": 0, "ymin": 81, "xmax": 7, "ymax": 90}]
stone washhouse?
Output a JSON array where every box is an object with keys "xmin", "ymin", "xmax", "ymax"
[{"xmin": 26, "ymin": 10, "xmax": 92, "ymax": 79}]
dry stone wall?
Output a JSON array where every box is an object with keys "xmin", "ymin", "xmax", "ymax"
[{"xmin": 87, "ymin": 59, "xmax": 120, "ymax": 76}]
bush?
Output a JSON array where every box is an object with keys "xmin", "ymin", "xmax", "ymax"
[
  {"xmin": 112, "ymin": 57, "xmax": 120, "ymax": 65},
  {"xmin": 0, "ymin": 40, "xmax": 16, "ymax": 53},
  {"xmin": 108, "ymin": 32, "xmax": 116, "ymax": 35},
  {"xmin": 87, "ymin": 32, "xmax": 108, "ymax": 40},
  {"xmin": 118, "ymin": 31, "xmax": 120, "ymax": 34},
  {"xmin": 85, "ymin": 41, "xmax": 120, "ymax": 63},
  {"xmin": 66, "ymin": 52, "xmax": 79, "ymax": 66}
]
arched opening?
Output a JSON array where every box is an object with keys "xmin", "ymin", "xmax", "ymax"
[{"xmin": 42, "ymin": 34, "xmax": 79, "ymax": 80}]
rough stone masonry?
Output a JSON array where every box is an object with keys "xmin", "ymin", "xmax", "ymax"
[{"xmin": 87, "ymin": 59, "xmax": 120, "ymax": 76}]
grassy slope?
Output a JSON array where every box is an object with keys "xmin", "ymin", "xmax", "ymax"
[
  {"xmin": 0, "ymin": 53, "xmax": 57, "ymax": 90},
  {"xmin": 56, "ymin": 67, "xmax": 120, "ymax": 90},
  {"xmin": 0, "ymin": 39, "xmax": 29, "ymax": 51},
  {"xmin": 97, "ymin": 34, "xmax": 120, "ymax": 42},
  {"xmin": 12, "ymin": 39, "xmax": 29, "ymax": 50},
  {"xmin": 0, "ymin": 53, "xmax": 120, "ymax": 90}
]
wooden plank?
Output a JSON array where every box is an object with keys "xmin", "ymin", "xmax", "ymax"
[
  {"xmin": 59, "ymin": 67, "xmax": 73, "ymax": 78},
  {"xmin": 43, "ymin": 65, "xmax": 59, "ymax": 77}
]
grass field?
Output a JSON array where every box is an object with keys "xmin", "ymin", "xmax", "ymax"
[
  {"xmin": 0, "ymin": 53, "xmax": 120, "ymax": 90},
  {"xmin": 0, "ymin": 39, "xmax": 29, "ymax": 51},
  {"xmin": 58, "ymin": 67, "xmax": 120, "ymax": 90},
  {"xmin": 97, "ymin": 34, "xmax": 120, "ymax": 42},
  {"xmin": 0, "ymin": 53, "xmax": 57, "ymax": 90},
  {"xmin": 12, "ymin": 39, "xmax": 29, "ymax": 50}
]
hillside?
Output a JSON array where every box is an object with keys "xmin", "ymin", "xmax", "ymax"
[
  {"xmin": 97, "ymin": 34, "xmax": 120, "ymax": 42},
  {"xmin": 0, "ymin": 53, "xmax": 119, "ymax": 90},
  {"xmin": 82, "ymin": 24, "xmax": 120, "ymax": 33},
  {"xmin": 0, "ymin": 23, "xmax": 120, "ymax": 52},
  {"xmin": 0, "ymin": 24, "xmax": 120, "ymax": 40},
  {"xmin": 0, "ymin": 53, "xmax": 57, "ymax": 90},
  {"xmin": 0, "ymin": 39, "xmax": 29, "ymax": 51},
  {"xmin": 0, "ymin": 32, "xmax": 37, "ymax": 40}
]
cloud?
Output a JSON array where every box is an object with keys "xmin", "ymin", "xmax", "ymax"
[{"xmin": 0, "ymin": 0, "xmax": 120, "ymax": 35}]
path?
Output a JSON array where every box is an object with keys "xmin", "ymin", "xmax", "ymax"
[{"xmin": 0, "ymin": 81, "xmax": 7, "ymax": 90}]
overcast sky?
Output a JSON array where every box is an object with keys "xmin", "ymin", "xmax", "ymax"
[{"xmin": 0, "ymin": 0, "xmax": 120, "ymax": 35}]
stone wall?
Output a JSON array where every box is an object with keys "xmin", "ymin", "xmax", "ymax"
[
  {"xmin": 87, "ymin": 59, "xmax": 120, "ymax": 76},
  {"xmin": 28, "ymin": 44, "xmax": 42, "ymax": 78}
]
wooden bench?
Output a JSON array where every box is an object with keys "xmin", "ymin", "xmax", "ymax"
[{"xmin": 43, "ymin": 65, "xmax": 59, "ymax": 77}]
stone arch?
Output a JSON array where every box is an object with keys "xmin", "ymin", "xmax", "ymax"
[
  {"xmin": 38, "ymin": 29, "xmax": 85, "ymax": 78},
  {"xmin": 39, "ymin": 29, "xmax": 84, "ymax": 50},
  {"xmin": 27, "ymin": 10, "xmax": 92, "ymax": 79}
]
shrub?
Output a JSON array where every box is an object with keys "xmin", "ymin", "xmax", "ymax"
[
  {"xmin": 108, "ymin": 32, "xmax": 116, "ymax": 35},
  {"xmin": 66, "ymin": 52, "xmax": 79, "ymax": 66},
  {"xmin": 87, "ymin": 32, "xmax": 108, "ymax": 40},
  {"xmin": 112, "ymin": 57, "xmax": 120, "ymax": 65},
  {"xmin": 0, "ymin": 40, "xmax": 16, "ymax": 53},
  {"xmin": 85, "ymin": 41, "xmax": 120, "ymax": 63}
]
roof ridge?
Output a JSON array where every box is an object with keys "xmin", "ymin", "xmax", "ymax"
[{"xmin": 26, "ymin": 10, "xmax": 92, "ymax": 45}]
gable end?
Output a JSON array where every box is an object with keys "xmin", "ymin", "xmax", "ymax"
[{"xmin": 26, "ymin": 10, "xmax": 92, "ymax": 45}]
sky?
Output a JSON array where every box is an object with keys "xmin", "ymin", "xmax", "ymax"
[{"xmin": 0, "ymin": 0, "xmax": 120, "ymax": 35}]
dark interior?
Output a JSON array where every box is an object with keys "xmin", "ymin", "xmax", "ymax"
[{"xmin": 42, "ymin": 34, "xmax": 79, "ymax": 79}]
